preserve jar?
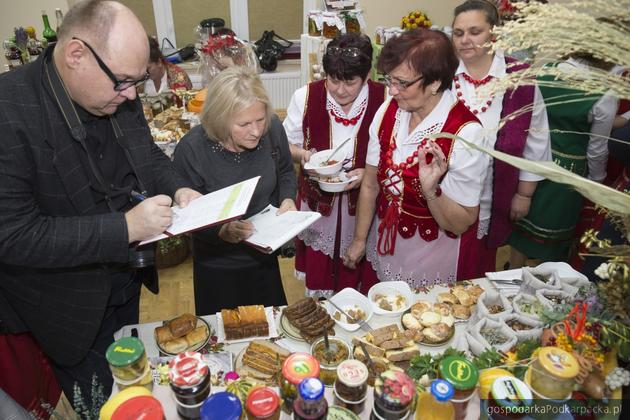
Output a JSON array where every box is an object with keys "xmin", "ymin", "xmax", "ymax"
[
  {"xmin": 293, "ymin": 377, "xmax": 328, "ymax": 420},
  {"xmin": 529, "ymin": 347, "xmax": 579, "ymax": 400},
  {"xmin": 310, "ymin": 337, "xmax": 350, "ymax": 386},
  {"xmin": 322, "ymin": 12, "xmax": 341, "ymax": 39},
  {"xmin": 106, "ymin": 337, "xmax": 151, "ymax": 390},
  {"xmin": 344, "ymin": 10, "xmax": 363, "ymax": 33},
  {"xmin": 487, "ymin": 376, "xmax": 532, "ymax": 420},
  {"xmin": 333, "ymin": 359, "xmax": 369, "ymax": 414},
  {"xmin": 374, "ymin": 27, "xmax": 385, "ymax": 45},
  {"xmin": 438, "ymin": 356, "xmax": 479, "ymax": 420},
  {"xmin": 246, "ymin": 387, "xmax": 280, "ymax": 420},
  {"xmin": 169, "ymin": 351, "xmax": 211, "ymax": 419},
  {"xmin": 278, "ymin": 352, "xmax": 320, "ymax": 414},
  {"xmin": 200, "ymin": 392, "xmax": 242, "ymax": 420},
  {"xmin": 307, "ymin": 11, "xmax": 322, "ymax": 36},
  {"xmin": 111, "ymin": 396, "xmax": 164, "ymax": 420},
  {"xmin": 371, "ymin": 369, "xmax": 416, "ymax": 420}
]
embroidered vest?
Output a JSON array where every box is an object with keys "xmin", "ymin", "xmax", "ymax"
[
  {"xmin": 298, "ymin": 79, "xmax": 386, "ymax": 216},
  {"xmin": 487, "ymin": 57, "xmax": 535, "ymax": 248},
  {"xmin": 375, "ymin": 99, "xmax": 479, "ymax": 255}
]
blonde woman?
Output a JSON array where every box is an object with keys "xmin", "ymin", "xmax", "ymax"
[{"xmin": 174, "ymin": 67, "xmax": 296, "ymax": 315}]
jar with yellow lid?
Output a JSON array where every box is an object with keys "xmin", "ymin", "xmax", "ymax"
[{"xmin": 529, "ymin": 347, "xmax": 579, "ymax": 400}]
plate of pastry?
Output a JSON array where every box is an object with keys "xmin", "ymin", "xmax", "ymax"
[
  {"xmin": 216, "ymin": 305, "xmax": 278, "ymax": 343},
  {"xmin": 154, "ymin": 313, "xmax": 212, "ymax": 356},
  {"xmin": 235, "ymin": 339, "xmax": 291, "ymax": 385},
  {"xmin": 400, "ymin": 301, "xmax": 455, "ymax": 346}
]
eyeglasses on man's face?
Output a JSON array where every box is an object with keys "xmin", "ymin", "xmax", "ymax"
[
  {"xmin": 382, "ymin": 74, "xmax": 423, "ymax": 90},
  {"xmin": 72, "ymin": 37, "xmax": 149, "ymax": 91}
]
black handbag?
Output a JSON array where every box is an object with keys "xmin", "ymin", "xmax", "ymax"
[{"xmin": 254, "ymin": 30, "xmax": 293, "ymax": 71}]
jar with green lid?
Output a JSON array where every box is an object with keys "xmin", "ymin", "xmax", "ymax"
[
  {"xmin": 487, "ymin": 376, "xmax": 532, "ymax": 420},
  {"xmin": 308, "ymin": 11, "xmax": 322, "ymax": 37},
  {"xmin": 438, "ymin": 356, "xmax": 479, "ymax": 420},
  {"xmin": 106, "ymin": 337, "xmax": 151, "ymax": 390},
  {"xmin": 529, "ymin": 347, "xmax": 578, "ymax": 400},
  {"xmin": 278, "ymin": 352, "xmax": 320, "ymax": 414},
  {"xmin": 334, "ymin": 359, "xmax": 368, "ymax": 414},
  {"xmin": 371, "ymin": 369, "xmax": 416, "ymax": 420}
]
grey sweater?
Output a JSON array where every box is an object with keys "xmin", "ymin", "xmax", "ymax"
[{"xmin": 173, "ymin": 115, "xmax": 297, "ymax": 263}]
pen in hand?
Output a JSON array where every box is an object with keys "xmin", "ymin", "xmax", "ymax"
[{"xmin": 131, "ymin": 190, "xmax": 147, "ymax": 203}]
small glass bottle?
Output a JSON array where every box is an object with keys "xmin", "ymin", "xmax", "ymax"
[
  {"xmin": 415, "ymin": 380, "xmax": 455, "ymax": 420},
  {"xmin": 41, "ymin": 10, "xmax": 57, "ymax": 46},
  {"xmin": 25, "ymin": 27, "xmax": 40, "ymax": 63},
  {"xmin": 55, "ymin": 8, "xmax": 64, "ymax": 33},
  {"xmin": 293, "ymin": 378, "xmax": 328, "ymax": 420}
]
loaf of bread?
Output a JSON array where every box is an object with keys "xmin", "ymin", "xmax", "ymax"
[{"xmin": 238, "ymin": 305, "xmax": 267, "ymax": 325}]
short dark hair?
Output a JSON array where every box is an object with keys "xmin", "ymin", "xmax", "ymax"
[
  {"xmin": 323, "ymin": 33, "xmax": 373, "ymax": 81},
  {"xmin": 377, "ymin": 29, "xmax": 458, "ymax": 93},
  {"xmin": 57, "ymin": 0, "xmax": 116, "ymax": 52},
  {"xmin": 453, "ymin": 0, "xmax": 500, "ymax": 27},
  {"xmin": 148, "ymin": 36, "xmax": 163, "ymax": 63}
]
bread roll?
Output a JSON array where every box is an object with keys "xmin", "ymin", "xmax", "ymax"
[
  {"xmin": 155, "ymin": 325, "xmax": 174, "ymax": 344},
  {"xmin": 437, "ymin": 292, "xmax": 458, "ymax": 305},
  {"xmin": 185, "ymin": 325, "xmax": 209, "ymax": 348},
  {"xmin": 162, "ymin": 337, "xmax": 189, "ymax": 354},
  {"xmin": 411, "ymin": 301, "xmax": 432, "ymax": 318},
  {"xmin": 168, "ymin": 313, "xmax": 197, "ymax": 339},
  {"xmin": 432, "ymin": 303, "xmax": 453, "ymax": 316},
  {"xmin": 402, "ymin": 313, "xmax": 422, "ymax": 330},
  {"xmin": 420, "ymin": 311, "xmax": 441, "ymax": 327},
  {"xmin": 452, "ymin": 304, "xmax": 471, "ymax": 319}
]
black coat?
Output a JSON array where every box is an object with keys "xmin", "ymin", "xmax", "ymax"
[{"xmin": 0, "ymin": 53, "xmax": 188, "ymax": 366}]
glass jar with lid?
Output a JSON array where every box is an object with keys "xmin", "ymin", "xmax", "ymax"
[
  {"xmin": 529, "ymin": 347, "xmax": 579, "ymax": 400},
  {"xmin": 106, "ymin": 337, "xmax": 152, "ymax": 391},
  {"xmin": 371, "ymin": 369, "xmax": 416, "ymax": 420},
  {"xmin": 111, "ymin": 396, "xmax": 164, "ymax": 420},
  {"xmin": 168, "ymin": 351, "xmax": 211, "ymax": 419},
  {"xmin": 334, "ymin": 359, "xmax": 369, "ymax": 414},
  {"xmin": 245, "ymin": 387, "xmax": 280, "ymax": 420},
  {"xmin": 487, "ymin": 376, "xmax": 532, "ymax": 420},
  {"xmin": 322, "ymin": 12, "xmax": 342, "ymax": 39},
  {"xmin": 200, "ymin": 392, "xmax": 242, "ymax": 420},
  {"xmin": 293, "ymin": 377, "xmax": 328, "ymax": 420},
  {"xmin": 278, "ymin": 352, "xmax": 320, "ymax": 414},
  {"xmin": 308, "ymin": 11, "xmax": 323, "ymax": 37},
  {"xmin": 438, "ymin": 356, "xmax": 479, "ymax": 420}
]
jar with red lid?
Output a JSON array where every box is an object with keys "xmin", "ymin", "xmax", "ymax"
[
  {"xmin": 246, "ymin": 387, "xmax": 280, "ymax": 420},
  {"xmin": 169, "ymin": 351, "xmax": 211, "ymax": 419},
  {"xmin": 278, "ymin": 352, "xmax": 320, "ymax": 414},
  {"xmin": 333, "ymin": 359, "xmax": 368, "ymax": 414},
  {"xmin": 111, "ymin": 395, "xmax": 164, "ymax": 420}
]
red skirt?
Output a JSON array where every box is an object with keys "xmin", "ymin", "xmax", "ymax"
[
  {"xmin": 0, "ymin": 333, "xmax": 61, "ymax": 418},
  {"xmin": 295, "ymin": 238, "xmax": 378, "ymax": 295}
]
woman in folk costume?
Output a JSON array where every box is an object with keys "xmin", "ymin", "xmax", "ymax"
[
  {"xmin": 508, "ymin": 52, "xmax": 618, "ymax": 264},
  {"xmin": 451, "ymin": 0, "xmax": 551, "ymax": 275},
  {"xmin": 283, "ymin": 33, "xmax": 386, "ymax": 298},
  {"xmin": 344, "ymin": 29, "xmax": 489, "ymax": 287}
]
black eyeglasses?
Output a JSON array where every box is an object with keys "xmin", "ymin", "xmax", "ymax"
[
  {"xmin": 382, "ymin": 74, "xmax": 423, "ymax": 90},
  {"xmin": 73, "ymin": 37, "xmax": 149, "ymax": 91}
]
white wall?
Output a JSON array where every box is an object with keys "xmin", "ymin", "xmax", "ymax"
[{"xmin": 0, "ymin": 0, "xmax": 70, "ymax": 43}]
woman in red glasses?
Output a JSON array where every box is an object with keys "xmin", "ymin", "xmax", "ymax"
[
  {"xmin": 344, "ymin": 29, "xmax": 488, "ymax": 287},
  {"xmin": 283, "ymin": 33, "xmax": 385, "ymax": 298}
]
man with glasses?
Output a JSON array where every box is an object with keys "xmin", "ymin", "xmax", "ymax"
[{"xmin": 0, "ymin": 0, "xmax": 200, "ymax": 408}]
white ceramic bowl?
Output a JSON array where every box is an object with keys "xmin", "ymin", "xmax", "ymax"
[
  {"xmin": 367, "ymin": 281, "xmax": 414, "ymax": 317},
  {"xmin": 326, "ymin": 287, "xmax": 373, "ymax": 332},
  {"xmin": 317, "ymin": 172, "xmax": 358, "ymax": 193},
  {"xmin": 304, "ymin": 149, "xmax": 344, "ymax": 176}
]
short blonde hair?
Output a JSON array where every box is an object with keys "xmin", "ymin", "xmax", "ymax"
[{"xmin": 200, "ymin": 67, "xmax": 273, "ymax": 142}]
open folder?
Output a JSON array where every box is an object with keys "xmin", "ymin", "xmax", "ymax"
[
  {"xmin": 243, "ymin": 204, "xmax": 322, "ymax": 254},
  {"xmin": 139, "ymin": 176, "xmax": 260, "ymax": 245}
]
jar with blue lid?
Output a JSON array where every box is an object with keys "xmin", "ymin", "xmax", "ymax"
[
  {"xmin": 293, "ymin": 377, "xmax": 328, "ymax": 420},
  {"xmin": 200, "ymin": 391, "xmax": 242, "ymax": 420}
]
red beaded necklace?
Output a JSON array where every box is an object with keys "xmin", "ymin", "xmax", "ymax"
[
  {"xmin": 384, "ymin": 137, "xmax": 432, "ymax": 172},
  {"xmin": 328, "ymin": 105, "xmax": 365, "ymax": 126},
  {"xmin": 453, "ymin": 74, "xmax": 494, "ymax": 115}
]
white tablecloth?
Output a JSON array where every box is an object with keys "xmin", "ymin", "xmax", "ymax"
[{"xmin": 113, "ymin": 279, "xmax": 495, "ymax": 419}]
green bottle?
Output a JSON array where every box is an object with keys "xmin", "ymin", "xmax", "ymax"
[{"xmin": 41, "ymin": 10, "xmax": 57, "ymax": 46}]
